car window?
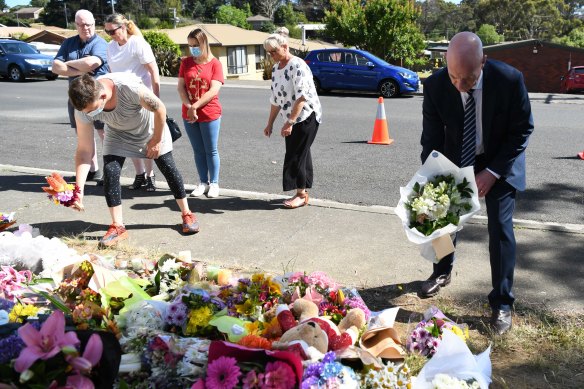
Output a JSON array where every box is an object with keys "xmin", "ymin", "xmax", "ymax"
[
  {"xmin": 1, "ymin": 42, "xmax": 37, "ymax": 54},
  {"xmin": 317, "ymin": 51, "xmax": 343, "ymax": 63},
  {"xmin": 574, "ymin": 68, "xmax": 584, "ymax": 75},
  {"xmin": 355, "ymin": 54, "xmax": 369, "ymax": 66},
  {"xmin": 344, "ymin": 52, "xmax": 355, "ymax": 65}
]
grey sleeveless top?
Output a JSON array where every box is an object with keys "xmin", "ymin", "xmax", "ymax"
[{"xmin": 76, "ymin": 73, "xmax": 172, "ymax": 158}]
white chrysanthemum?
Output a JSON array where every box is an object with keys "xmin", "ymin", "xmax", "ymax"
[{"xmin": 159, "ymin": 258, "xmax": 182, "ymax": 273}]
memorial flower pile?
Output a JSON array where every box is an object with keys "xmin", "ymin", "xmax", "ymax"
[
  {"xmin": 42, "ymin": 172, "xmax": 80, "ymax": 207},
  {"xmin": 0, "ymin": 228, "xmax": 491, "ymax": 388}
]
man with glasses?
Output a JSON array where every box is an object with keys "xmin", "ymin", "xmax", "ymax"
[{"xmin": 53, "ymin": 9, "xmax": 109, "ymax": 185}]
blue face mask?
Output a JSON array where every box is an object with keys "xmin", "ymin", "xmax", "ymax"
[
  {"xmin": 190, "ymin": 47, "xmax": 202, "ymax": 57},
  {"xmin": 87, "ymin": 98, "xmax": 105, "ymax": 118}
]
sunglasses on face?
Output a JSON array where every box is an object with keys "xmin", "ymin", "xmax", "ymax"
[{"xmin": 105, "ymin": 25, "xmax": 122, "ymax": 35}]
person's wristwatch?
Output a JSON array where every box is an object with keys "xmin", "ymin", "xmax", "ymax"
[{"xmin": 287, "ymin": 119, "xmax": 295, "ymax": 126}]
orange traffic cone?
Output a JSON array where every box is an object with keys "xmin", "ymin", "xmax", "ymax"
[
  {"xmin": 368, "ymin": 96, "xmax": 393, "ymax": 145},
  {"xmin": 578, "ymin": 150, "xmax": 584, "ymax": 160}
]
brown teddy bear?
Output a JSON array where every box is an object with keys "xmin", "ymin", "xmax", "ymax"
[{"xmin": 272, "ymin": 321, "xmax": 328, "ymax": 360}]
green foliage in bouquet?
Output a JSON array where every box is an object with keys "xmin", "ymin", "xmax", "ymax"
[{"xmin": 406, "ymin": 174, "xmax": 473, "ymax": 236}]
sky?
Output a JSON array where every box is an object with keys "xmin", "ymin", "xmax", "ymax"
[{"xmin": 7, "ymin": 0, "xmax": 30, "ymax": 8}]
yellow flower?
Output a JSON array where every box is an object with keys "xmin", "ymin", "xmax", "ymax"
[
  {"xmin": 449, "ymin": 325, "xmax": 468, "ymax": 341},
  {"xmin": 245, "ymin": 320, "xmax": 261, "ymax": 336},
  {"xmin": 185, "ymin": 306, "xmax": 213, "ymax": 335},
  {"xmin": 8, "ymin": 303, "xmax": 39, "ymax": 323},
  {"xmin": 235, "ymin": 300, "xmax": 254, "ymax": 316}
]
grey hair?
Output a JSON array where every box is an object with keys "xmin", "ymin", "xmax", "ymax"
[
  {"xmin": 264, "ymin": 27, "xmax": 289, "ymax": 51},
  {"xmin": 75, "ymin": 9, "xmax": 94, "ymax": 23}
]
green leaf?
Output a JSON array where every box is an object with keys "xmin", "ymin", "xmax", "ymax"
[{"xmin": 36, "ymin": 291, "xmax": 71, "ymax": 314}]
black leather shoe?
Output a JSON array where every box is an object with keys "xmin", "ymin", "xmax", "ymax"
[
  {"xmin": 490, "ymin": 309, "xmax": 512, "ymax": 335},
  {"xmin": 419, "ymin": 273, "xmax": 451, "ymax": 298}
]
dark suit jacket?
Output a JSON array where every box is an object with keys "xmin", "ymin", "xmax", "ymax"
[{"xmin": 421, "ymin": 59, "xmax": 534, "ymax": 191}]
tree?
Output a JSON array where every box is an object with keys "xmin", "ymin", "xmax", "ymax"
[
  {"xmin": 325, "ymin": 0, "xmax": 426, "ymax": 67},
  {"xmin": 30, "ymin": 0, "xmax": 50, "ymax": 7},
  {"xmin": 215, "ymin": 4, "xmax": 251, "ymax": 29},
  {"xmin": 477, "ymin": 23, "xmax": 502, "ymax": 44},
  {"xmin": 0, "ymin": 0, "xmax": 6, "ymax": 10},
  {"xmin": 552, "ymin": 26, "xmax": 584, "ymax": 48},
  {"xmin": 254, "ymin": 0, "xmax": 281, "ymax": 19}
]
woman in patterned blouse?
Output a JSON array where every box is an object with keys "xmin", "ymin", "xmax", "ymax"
[{"xmin": 263, "ymin": 27, "xmax": 322, "ymax": 209}]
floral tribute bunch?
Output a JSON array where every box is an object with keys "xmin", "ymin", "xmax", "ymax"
[
  {"xmin": 301, "ymin": 351, "xmax": 360, "ymax": 388},
  {"xmin": 431, "ymin": 373, "xmax": 481, "ymax": 389},
  {"xmin": 42, "ymin": 172, "xmax": 80, "ymax": 208},
  {"xmin": 360, "ymin": 361, "xmax": 412, "ymax": 389},
  {"xmin": 0, "ymin": 265, "xmax": 32, "ymax": 301},
  {"xmin": 0, "ymin": 211, "xmax": 16, "ymax": 231},
  {"xmin": 405, "ymin": 174, "xmax": 473, "ymax": 236},
  {"xmin": 0, "ymin": 310, "xmax": 103, "ymax": 389},
  {"xmin": 283, "ymin": 271, "xmax": 371, "ymax": 324},
  {"xmin": 406, "ymin": 307, "xmax": 468, "ymax": 358},
  {"xmin": 217, "ymin": 273, "xmax": 283, "ymax": 321}
]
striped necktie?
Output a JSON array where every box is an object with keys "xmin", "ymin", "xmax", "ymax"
[{"xmin": 460, "ymin": 89, "xmax": 476, "ymax": 167}]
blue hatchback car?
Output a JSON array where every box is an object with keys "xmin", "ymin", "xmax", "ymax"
[
  {"xmin": 0, "ymin": 39, "xmax": 57, "ymax": 82},
  {"xmin": 304, "ymin": 48, "xmax": 419, "ymax": 97}
]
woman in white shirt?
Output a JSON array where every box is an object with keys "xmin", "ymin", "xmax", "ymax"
[
  {"xmin": 263, "ymin": 27, "xmax": 322, "ymax": 209},
  {"xmin": 105, "ymin": 13, "xmax": 160, "ymax": 192}
]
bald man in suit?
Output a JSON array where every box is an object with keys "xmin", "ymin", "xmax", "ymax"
[{"xmin": 420, "ymin": 32, "xmax": 534, "ymax": 334}]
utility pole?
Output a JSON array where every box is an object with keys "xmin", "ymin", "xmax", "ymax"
[
  {"xmin": 63, "ymin": 1, "xmax": 68, "ymax": 28},
  {"xmin": 169, "ymin": 8, "xmax": 177, "ymax": 29},
  {"xmin": 111, "ymin": 0, "xmax": 115, "ymax": 14}
]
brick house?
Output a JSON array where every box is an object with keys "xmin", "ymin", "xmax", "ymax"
[{"xmin": 483, "ymin": 40, "xmax": 584, "ymax": 93}]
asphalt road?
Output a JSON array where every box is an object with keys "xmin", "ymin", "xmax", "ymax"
[{"xmin": 0, "ymin": 78, "xmax": 582, "ymax": 225}]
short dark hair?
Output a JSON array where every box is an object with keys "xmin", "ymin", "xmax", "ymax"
[{"xmin": 69, "ymin": 74, "xmax": 102, "ymax": 110}]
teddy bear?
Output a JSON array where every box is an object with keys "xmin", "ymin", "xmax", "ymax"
[
  {"xmin": 271, "ymin": 321, "xmax": 329, "ymax": 361},
  {"xmin": 275, "ymin": 302, "xmax": 367, "ymax": 353}
]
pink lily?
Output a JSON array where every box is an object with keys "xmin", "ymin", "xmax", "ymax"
[
  {"xmin": 68, "ymin": 333, "xmax": 103, "ymax": 374},
  {"xmin": 291, "ymin": 286, "xmax": 324, "ymax": 305},
  {"xmin": 14, "ymin": 310, "xmax": 80, "ymax": 372},
  {"xmin": 66, "ymin": 374, "xmax": 95, "ymax": 389}
]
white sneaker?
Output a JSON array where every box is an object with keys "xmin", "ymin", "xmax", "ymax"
[
  {"xmin": 207, "ymin": 183, "xmax": 220, "ymax": 198},
  {"xmin": 190, "ymin": 182, "xmax": 208, "ymax": 197}
]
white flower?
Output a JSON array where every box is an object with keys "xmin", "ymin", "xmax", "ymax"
[{"xmin": 159, "ymin": 259, "xmax": 181, "ymax": 273}]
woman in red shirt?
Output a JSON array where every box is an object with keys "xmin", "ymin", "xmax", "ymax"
[{"xmin": 177, "ymin": 28, "xmax": 224, "ymax": 198}]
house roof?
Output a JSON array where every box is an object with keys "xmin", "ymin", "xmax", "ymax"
[
  {"xmin": 247, "ymin": 15, "xmax": 271, "ymax": 22},
  {"xmin": 25, "ymin": 30, "xmax": 68, "ymax": 44},
  {"xmin": 483, "ymin": 39, "xmax": 584, "ymax": 54},
  {"xmin": 159, "ymin": 23, "xmax": 336, "ymax": 52},
  {"xmin": 0, "ymin": 26, "xmax": 44, "ymax": 38},
  {"xmin": 15, "ymin": 7, "xmax": 43, "ymax": 14}
]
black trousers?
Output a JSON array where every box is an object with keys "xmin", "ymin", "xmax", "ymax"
[
  {"xmin": 282, "ymin": 112, "xmax": 319, "ymax": 191},
  {"xmin": 102, "ymin": 152, "xmax": 187, "ymax": 207},
  {"xmin": 433, "ymin": 154, "xmax": 517, "ymax": 311}
]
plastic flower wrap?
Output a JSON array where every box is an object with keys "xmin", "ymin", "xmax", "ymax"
[
  {"xmin": 0, "ymin": 212, "xmax": 16, "ymax": 232},
  {"xmin": 412, "ymin": 330, "xmax": 491, "ymax": 389},
  {"xmin": 407, "ymin": 306, "xmax": 468, "ymax": 358},
  {"xmin": 193, "ymin": 340, "xmax": 303, "ymax": 389},
  {"xmin": 42, "ymin": 172, "xmax": 80, "ymax": 207},
  {"xmin": 396, "ymin": 151, "xmax": 480, "ymax": 262}
]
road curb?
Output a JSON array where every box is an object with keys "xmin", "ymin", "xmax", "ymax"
[{"xmin": 3, "ymin": 164, "xmax": 582, "ymax": 235}]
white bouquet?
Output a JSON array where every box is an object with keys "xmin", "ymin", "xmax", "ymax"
[{"xmin": 396, "ymin": 151, "xmax": 480, "ymax": 262}]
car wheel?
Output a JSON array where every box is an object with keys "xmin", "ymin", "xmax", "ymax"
[
  {"xmin": 9, "ymin": 65, "xmax": 24, "ymax": 82},
  {"xmin": 379, "ymin": 79, "xmax": 399, "ymax": 98},
  {"xmin": 314, "ymin": 78, "xmax": 328, "ymax": 94},
  {"xmin": 47, "ymin": 74, "xmax": 58, "ymax": 81}
]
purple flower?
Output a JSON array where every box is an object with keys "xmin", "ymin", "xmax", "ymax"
[
  {"xmin": 344, "ymin": 297, "xmax": 371, "ymax": 321},
  {"xmin": 166, "ymin": 301, "xmax": 188, "ymax": 326},
  {"xmin": 300, "ymin": 376, "xmax": 320, "ymax": 389},
  {"xmin": 0, "ymin": 334, "xmax": 25, "ymax": 364},
  {"xmin": 56, "ymin": 190, "xmax": 74, "ymax": 203},
  {"xmin": 0, "ymin": 298, "xmax": 15, "ymax": 311}
]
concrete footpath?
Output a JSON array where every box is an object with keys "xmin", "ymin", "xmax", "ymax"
[{"xmin": 1, "ymin": 165, "xmax": 583, "ymax": 312}]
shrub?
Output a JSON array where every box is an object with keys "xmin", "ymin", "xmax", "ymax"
[{"xmin": 143, "ymin": 31, "xmax": 182, "ymax": 77}]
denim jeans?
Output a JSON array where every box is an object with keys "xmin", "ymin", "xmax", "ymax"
[{"xmin": 183, "ymin": 117, "xmax": 221, "ymax": 184}]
